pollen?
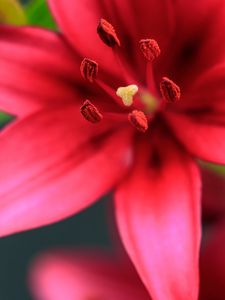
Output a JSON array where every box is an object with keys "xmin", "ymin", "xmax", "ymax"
[
  {"xmin": 128, "ymin": 110, "xmax": 148, "ymax": 132},
  {"xmin": 116, "ymin": 84, "xmax": 138, "ymax": 106},
  {"xmin": 80, "ymin": 58, "xmax": 98, "ymax": 82},
  {"xmin": 80, "ymin": 100, "xmax": 103, "ymax": 123},
  {"xmin": 97, "ymin": 18, "xmax": 121, "ymax": 47},
  {"xmin": 160, "ymin": 77, "xmax": 181, "ymax": 103},
  {"xmin": 139, "ymin": 39, "xmax": 161, "ymax": 61}
]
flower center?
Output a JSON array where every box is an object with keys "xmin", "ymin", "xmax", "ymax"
[
  {"xmin": 139, "ymin": 91, "xmax": 159, "ymax": 113},
  {"xmin": 79, "ymin": 18, "xmax": 181, "ymax": 133},
  {"xmin": 116, "ymin": 84, "xmax": 138, "ymax": 107}
]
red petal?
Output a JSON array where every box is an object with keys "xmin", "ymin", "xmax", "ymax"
[
  {"xmin": 48, "ymin": 0, "xmax": 175, "ymax": 84},
  {"xmin": 0, "ymin": 105, "xmax": 133, "ymax": 236},
  {"xmin": 166, "ymin": 113, "xmax": 225, "ymax": 164},
  {"xmin": 115, "ymin": 134, "xmax": 201, "ymax": 300},
  {"xmin": 200, "ymin": 223, "xmax": 225, "ymax": 300},
  {"xmin": 176, "ymin": 64, "xmax": 225, "ymax": 112},
  {"xmin": 97, "ymin": 0, "xmax": 175, "ymax": 45},
  {"xmin": 48, "ymin": 0, "xmax": 120, "ymax": 79},
  {"xmin": 30, "ymin": 250, "xmax": 149, "ymax": 300},
  {"xmin": 165, "ymin": 0, "xmax": 225, "ymax": 87},
  {"xmin": 201, "ymin": 168, "xmax": 225, "ymax": 221},
  {"xmin": 0, "ymin": 26, "xmax": 80, "ymax": 117}
]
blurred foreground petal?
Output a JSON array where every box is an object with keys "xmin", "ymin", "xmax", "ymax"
[{"xmin": 29, "ymin": 250, "xmax": 150, "ymax": 300}]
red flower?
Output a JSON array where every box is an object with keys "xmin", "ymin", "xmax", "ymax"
[{"xmin": 0, "ymin": 0, "xmax": 225, "ymax": 299}]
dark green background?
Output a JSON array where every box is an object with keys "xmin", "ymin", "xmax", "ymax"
[{"xmin": 0, "ymin": 197, "xmax": 111, "ymax": 299}]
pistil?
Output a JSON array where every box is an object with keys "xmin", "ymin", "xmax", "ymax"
[
  {"xmin": 140, "ymin": 91, "xmax": 159, "ymax": 113},
  {"xmin": 116, "ymin": 84, "xmax": 138, "ymax": 106}
]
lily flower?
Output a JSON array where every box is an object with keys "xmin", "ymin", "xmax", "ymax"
[{"xmin": 0, "ymin": 0, "xmax": 225, "ymax": 299}]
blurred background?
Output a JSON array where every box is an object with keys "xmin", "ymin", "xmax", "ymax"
[
  {"xmin": 0, "ymin": 197, "xmax": 111, "ymax": 299},
  {"xmin": 0, "ymin": 1, "xmax": 112, "ymax": 299}
]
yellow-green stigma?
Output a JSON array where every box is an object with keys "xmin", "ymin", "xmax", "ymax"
[{"xmin": 116, "ymin": 84, "xmax": 138, "ymax": 106}]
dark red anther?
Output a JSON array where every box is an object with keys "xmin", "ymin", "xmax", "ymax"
[
  {"xmin": 80, "ymin": 58, "xmax": 98, "ymax": 82},
  {"xmin": 97, "ymin": 18, "xmax": 121, "ymax": 47},
  {"xmin": 160, "ymin": 77, "xmax": 181, "ymax": 103},
  {"xmin": 128, "ymin": 110, "xmax": 148, "ymax": 133},
  {"xmin": 139, "ymin": 39, "xmax": 161, "ymax": 61},
  {"xmin": 80, "ymin": 100, "xmax": 103, "ymax": 123}
]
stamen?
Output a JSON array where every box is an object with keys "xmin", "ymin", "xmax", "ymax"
[
  {"xmin": 139, "ymin": 39, "xmax": 161, "ymax": 61},
  {"xmin": 160, "ymin": 77, "xmax": 181, "ymax": 103},
  {"xmin": 116, "ymin": 84, "xmax": 138, "ymax": 106},
  {"xmin": 80, "ymin": 100, "xmax": 103, "ymax": 123},
  {"xmin": 80, "ymin": 58, "xmax": 98, "ymax": 82},
  {"xmin": 128, "ymin": 110, "xmax": 148, "ymax": 133},
  {"xmin": 97, "ymin": 18, "xmax": 121, "ymax": 47}
]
